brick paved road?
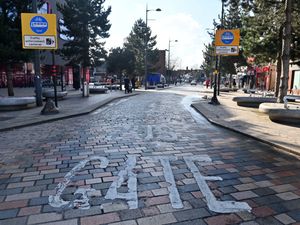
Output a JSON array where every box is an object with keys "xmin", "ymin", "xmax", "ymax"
[{"xmin": 0, "ymin": 89, "xmax": 300, "ymax": 225}]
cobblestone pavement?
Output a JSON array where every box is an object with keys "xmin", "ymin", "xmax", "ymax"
[{"xmin": 0, "ymin": 89, "xmax": 300, "ymax": 225}]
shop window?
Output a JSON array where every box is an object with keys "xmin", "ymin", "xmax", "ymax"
[{"xmin": 293, "ymin": 70, "xmax": 300, "ymax": 90}]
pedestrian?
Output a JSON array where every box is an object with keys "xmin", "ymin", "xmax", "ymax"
[
  {"xmin": 131, "ymin": 77, "xmax": 136, "ymax": 91},
  {"xmin": 124, "ymin": 77, "xmax": 130, "ymax": 94},
  {"xmin": 205, "ymin": 79, "xmax": 210, "ymax": 89}
]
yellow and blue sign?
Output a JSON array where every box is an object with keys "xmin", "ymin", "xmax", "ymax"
[
  {"xmin": 215, "ymin": 29, "xmax": 240, "ymax": 46},
  {"xmin": 21, "ymin": 13, "xmax": 57, "ymax": 49},
  {"xmin": 215, "ymin": 29, "xmax": 240, "ymax": 56}
]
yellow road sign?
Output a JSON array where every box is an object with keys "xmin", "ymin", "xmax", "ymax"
[
  {"xmin": 21, "ymin": 13, "xmax": 57, "ymax": 49},
  {"xmin": 215, "ymin": 29, "xmax": 240, "ymax": 46}
]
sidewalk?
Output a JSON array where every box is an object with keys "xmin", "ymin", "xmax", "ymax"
[
  {"xmin": 0, "ymin": 87, "xmax": 138, "ymax": 131},
  {"xmin": 191, "ymin": 88, "xmax": 300, "ymax": 157}
]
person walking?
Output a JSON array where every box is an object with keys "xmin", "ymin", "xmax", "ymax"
[
  {"xmin": 131, "ymin": 77, "xmax": 136, "ymax": 91},
  {"xmin": 124, "ymin": 77, "xmax": 130, "ymax": 94}
]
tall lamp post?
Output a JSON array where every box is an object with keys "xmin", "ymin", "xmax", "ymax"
[
  {"xmin": 217, "ymin": 0, "xmax": 226, "ymax": 96},
  {"xmin": 144, "ymin": 5, "xmax": 161, "ymax": 90},
  {"xmin": 209, "ymin": 0, "xmax": 225, "ymax": 104},
  {"xmin": 168, "ymin": 39, "xmax": 178, "ymax": 84},
  {"xmin": 33, "ymin": 0, "xmax": 43, "ymax": 106}
]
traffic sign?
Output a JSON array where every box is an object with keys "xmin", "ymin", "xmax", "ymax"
[
  {"xmin": 21, "ymin": 13, "xmax": 57, "ymax": 49},
  {"xmin": 216, "ymin": 46, "xmax": 239, "ymax": 56},
  {"xmin": 215, "ymin": 29, "xmax": 240, "ymax": 46}
]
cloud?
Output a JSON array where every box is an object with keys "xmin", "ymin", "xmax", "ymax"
[{"xmin": 151, "ymin": 13, "xmax": 206, "ymax": 69}]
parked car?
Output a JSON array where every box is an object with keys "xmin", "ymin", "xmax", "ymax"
[{"xmin": 191, "ymin": 80, "xmax": 197, "ymax": 85}]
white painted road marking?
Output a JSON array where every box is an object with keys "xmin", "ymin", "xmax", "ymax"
[
  {"xmin": 49, "ymin": 155, "xmax": 251, "ymax": 213},
  {"xmin": 157, "ymin": 156, "xmax": 183, "ymax": 208},
  {"xmin": 48, "ymin": 156, "xmax": 109, "ymax": 208},
  {"xmin": 184, "ymin": 155, "xmax": 252, "ymax": 213},
  {"xmin": 105, "ymin": 156, "xmax": 138, "ymax": 209}
]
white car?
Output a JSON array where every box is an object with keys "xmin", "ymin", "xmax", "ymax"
[{"xmin": 190, "ymin": 80, "xmax": 197, "ymax": 85}]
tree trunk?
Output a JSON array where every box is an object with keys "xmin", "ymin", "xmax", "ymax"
[
  {"xmin": 278, "ymin": 0, "xmax": 292, "ymax": 103},
  {"xmin": 6, "ymin": 64, "xmax": 14, "ymax": 96},
  {"xmin": 274, "ymin": 52, "xmax": 282, "ymax": 97}
]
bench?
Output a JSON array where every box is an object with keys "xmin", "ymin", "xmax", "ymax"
[
  {"xmin": 232, "ymin": 96, "xmax": 276, "ymax": 108},
  {"xmin": 89, "ymin": 84, "xmax": 108, "ymax": 94},
  {"xmin": 283, "ymin": 95, "xmax": 300, "ymax": 109},
  {"xmin": 0, "ymin": 97, "xmax": 36, "ymax": 111}
]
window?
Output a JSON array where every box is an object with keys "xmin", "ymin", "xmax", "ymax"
[{"xmin": 293, "ymin": 70, "xmax": 300, "ymax": 90}]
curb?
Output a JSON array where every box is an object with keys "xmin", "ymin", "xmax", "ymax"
[
  {"xmin": 0, "ymin": 93, "xmax": 139, "ymax": 132},
  {"xmin": 191, "ymin": 103, "xmax": 300, "ymax": 158}
]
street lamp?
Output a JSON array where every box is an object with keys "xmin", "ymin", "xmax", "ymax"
[
  {"xmin": 209, "ymin": 0, "xmax": 225, "ymax": 105},
  {"xmin": 144, "ymin": 5, "xmax": 161, "ymax": 89},
  {"xmin": 168, "ymin": 39, "xmax": 178, "ymax": 84}
]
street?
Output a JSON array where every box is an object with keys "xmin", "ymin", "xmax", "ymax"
[{"xmin": 0, "ymin": 85, "xmax": 300, "ymax": 225}]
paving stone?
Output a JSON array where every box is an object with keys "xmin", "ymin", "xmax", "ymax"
[
  {"xmin": 283, "ymin": 199, "xmax": 300, "ymax": 210},
  {"xmin": 39, "ymin": 219, "xmax": 78, "ymax": 225},
  {"xmin": 0, "ymin": 187, "xmax": 23, "ymax": 196},
  {"xmin": 287, "ymin": 209, "xmax": 300, "ymax": 221},
  {"xmin": 255, "ymin": 216, "xmax": 283, "ymax": 225},
  {"xmin": 138, "ymin": 183, "xmax": 161, "ymax": 192},
  {"xmin": 5, "ymin": 191, "xmax": 41, "ymax": 201},
  {"xmin": 173, "ymin": 208, "xmax": 210, "ymax": 221},
  {"xmin": 102, "ymin": 202, "xmax": 128, "ymax": 213},
  {"xmin": 239, "ymin": 222, "xmax": 259, "ymax": 225},
  {"xmin": 142, "ymin": 206, "xmax": 160, "ymax": 216},
  {"xmin": 145, "ymin": 196, "xmax": 170, "ymax": 207},
  {"xmin": 254, "ymin": 195, "xmax": 284, "ymax": 206},
  {"xmin": 0, "ymin": 217, "xmax": 27, "ymax": 225},
  {"xmin": 231, "ymin": 191, "xmax": 258, "ymax": 200},
  {"xmin": 27, "ymin": 212, "xmax": 63, "ymax": 224},
  {"xmin": 188, "ymin": 198, "xmax": 207, "ymax": 208},
  {"xmin": 119, "ymin": 208, "xmax": 143, "ymax": 220},
  {"xmin": 270, "ymin": 184, "xmax": 297, "ymax": 193},
  {"xmin": 234, "ymin": 183, "xmax": 258, "ymax": 191},
  {"xmin": 157, "ymin": 201, "xmax": 192, "ymax": 213},
  {"xmin": 29, "ymin": 196, "xmax": 49, "ymax": 206},
  {"xmin": 252, "ymin": 206, "xmax": 275, "ymax": 217},
  {"xmin": 80, "ymin": 212, "xmax": 120, "ymax": 225},
  {"xmin": 18, "ymin": 206, "xmax": 42, "ymax": 216},
  {"xmin": 168, "ymin": 219, "xmax": 206, "ymax": 225},
  {"xmin": 110, "ymin": 220, "xmax": 137, "ymax": 225},
  {"xmin": 204, "ymin": 214, "xmax": 242, "ymax": 225},
  {"xmin": 0, "ymin": 208, "xmax": 18, "ymax": 219},
  {"xmin": 0, "ymin": 199, "xmax": 28, "ymax": 210},
  {"xmin": 276, "ymin": 192, "xmax": 300, "ymax": 201},
  {"xmin": 275, "ymin": 213, "xmax": 296, "ymax": 225},
  {"xmin": 252, "ymin": 187, "xmax": 276, "ymax": 196},
  {"xmin": 64, "ymin": 206, "xmax": 103, "ymax": 219},
  {"xmin": 137, "ymin": 213, "xmax": 177, "ymax": 225}
]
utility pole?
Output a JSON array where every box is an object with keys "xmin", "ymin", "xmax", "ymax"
[{"xmin": 32, "ymin": 0, "xmax": 43, "ymax": 106}]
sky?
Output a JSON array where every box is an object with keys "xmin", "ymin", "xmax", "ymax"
[{"xmin": 103, "ymin": 0, "xmax": 222, "ymax": 70}]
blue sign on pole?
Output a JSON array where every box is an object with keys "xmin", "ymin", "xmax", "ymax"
[
  {"xmin": 30, "ymin": 16, "xmax": 48, "ymax": 34},
  {"xmin": 221, "ymin": 31, "xmax": 234, "ymax": 45}
]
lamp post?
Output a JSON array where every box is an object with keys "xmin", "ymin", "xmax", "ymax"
[
  {"xmin": 33, "ymin": 0, "xmax": 43, "ymax": 106},
  {"xmin": 209, "ymin": 0, "xmax": 225, "ymax": 104},
  {"xmin": 168, "ymin": 39, "xmax": 178, "ymax": 84},
  {"xmin": 144, "ymin": 5, "xmax": 161, "ymax": 89},
  {"xmin": 217, "ymin": 0, "xmax": 226, "ymax": 96}
]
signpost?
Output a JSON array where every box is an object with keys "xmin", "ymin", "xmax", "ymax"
[
  {"xmin": 21, "ymin": 13, "xmax": 58, "ymax": 49},
  {"xmin": 21, "ymin": 13, "xmax": 58, "ymax": 110},
  {"xmin": 215, "ymin": 29, "xmax": 240, "ymax": 56}
]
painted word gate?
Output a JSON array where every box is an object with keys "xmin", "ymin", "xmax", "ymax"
[{"xmin": 49, "ymin": 155, "xmax": 251, "ymax": 213}]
